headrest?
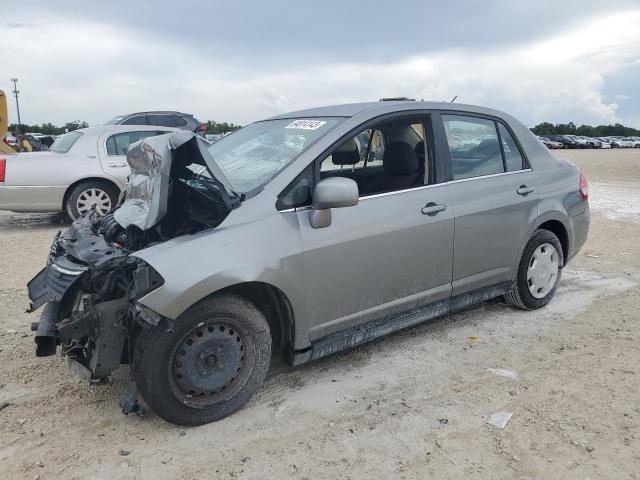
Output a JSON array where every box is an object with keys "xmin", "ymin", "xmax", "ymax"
[
  {"xmin": 383, "ymin": 142, "xmax": 419, "ymax": 175},
  {"xmin": 476, "ymin": 138, "xmax": 500, "ymax": 156},
  {"xmin": 332, "ymin": 138, "xmax": 360, "ymax": 166}
]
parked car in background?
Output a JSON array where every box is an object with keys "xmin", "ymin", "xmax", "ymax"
[
  {"xmin": 547, "ymin": 135, "xmax": 578, "ymax": 148},
  {"xmin": 563, "ymin": 135, "xmax": 588, "ymax": 149},
  {"xmin": 626, "ymin": 137, "xmax": 640, "ymax": 148},
  {"xmin": 0, "ymin": 125, "xmax": 179, "ymax": 219},
  {"xmin": 610, "ymin": 137, "xmax": 630, "ymax": 147},
  {"xmin": 598, "ymin": 138, "xmax": 611, "ymax": 149},
  {"xmin": 105, "ymin": 111, "xmax": 205, "ymax": 135},
  {"xmin": 577, "ymin": 136, "xmax": 601, "ymax": 148},
  {"xmin": 28, "ymin": 100, "xmax": 590, "ymax": 425},
  {"xmin": 537, "ymin": 136, "xmax": 563, "ymax": 149},
  {"xmin": 26, "ymin": 133, "xmax": 56, "ymax": 148},
  {"xmin": 3, "ymin": 134, "xmax": 17, "ymax": 149}
]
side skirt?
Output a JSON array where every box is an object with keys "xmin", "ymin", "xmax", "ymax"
[{"xmin": 286, "ymin": 282, "xmax": 513, "ymax": 366}]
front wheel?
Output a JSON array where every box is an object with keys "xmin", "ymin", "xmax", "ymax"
[
  {"xmin": 505, "ymin": 229, "xmax": 564, "ymax": 310},
  {"xmin": 133, "ymin": 293, "xmax": 271, "ymax": 426}
]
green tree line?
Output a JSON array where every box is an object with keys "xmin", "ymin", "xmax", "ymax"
[
  {"xmin": 9, "ymin": 120, "xmax": 243, "ymax": 136},
  {"xmin": 9, "ymin": 121, "xmax": 89, "ymax": 135},
  {"xmin": 204, "ymin": 120, "xmax": 242, "ymax": 134},
  {"xmin": 530, "ymin": 122, "xmax": 640, "ymax": 137},
  {"xmin": 10, "ymin": 119, "xmax": 638, "ymax": 138}
]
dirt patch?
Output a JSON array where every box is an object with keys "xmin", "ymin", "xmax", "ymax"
[{"xmin": 0, "ymin": 149, "xmax": 639, "ymax": 479}]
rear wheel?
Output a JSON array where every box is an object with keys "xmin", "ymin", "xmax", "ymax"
[
  {"xmin": 505, "ymin": 229, "xmax": 563, "ymax": 310},
  {"xmin": 65, "ymin": 180, "xmax": 119, "ymax": 220},
  {"xmin": 133, "ymin": 293, "xmax": 271, "ymax": 426}
]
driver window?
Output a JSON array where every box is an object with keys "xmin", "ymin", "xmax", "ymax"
[{"xmin": 320, "ymin": 117, "xmax": 429, "ymax": 197}]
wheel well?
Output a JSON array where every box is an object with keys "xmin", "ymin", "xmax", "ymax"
[
  {"xmin": 62, "ymin": 177, "xmax": 121, "ymax": 211},
  {"xmin": 537, "ymin": 220, "xmax": 568, "ymax": 265},
  {"xmin": 218, "ymin": 282, "xmax": 295, "ymax": 360}
]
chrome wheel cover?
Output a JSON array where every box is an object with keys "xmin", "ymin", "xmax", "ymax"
[
  {"xmin": 527, "ymin": 243, "xmax": 559, "ymax": 299},
  {"xmin": 76, "ymin": 188, "xmax": 111, "ymax": 216}
]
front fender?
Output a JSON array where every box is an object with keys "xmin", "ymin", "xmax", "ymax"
[{"xmin": 132, "ymin": 212, "xmax": 306, "ymax": 322}]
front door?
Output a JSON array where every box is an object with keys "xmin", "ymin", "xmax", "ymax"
[{"xmin": 294, "ymin": 115, "xmax": 454, "ymax": 341}]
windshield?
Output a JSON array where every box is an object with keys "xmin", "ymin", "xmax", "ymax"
[
  {"xmin": 207, "ymin": 117, "xmax": 343, "ymax": 193},
  {"xmin": 49, "ymin": 131, "xmax": 83, "ymax": 153}
]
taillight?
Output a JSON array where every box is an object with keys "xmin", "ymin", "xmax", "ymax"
[
  {"xmin": 0, "ymin": 159, "xmax": 5, "ymax": 182},
  {"xmin": 579, "ymin": 170, "xmax": 588, "ymax": 200},
  {"xmin": 197, "ymin": 124, "xmax": 206, "ymax": 133}
]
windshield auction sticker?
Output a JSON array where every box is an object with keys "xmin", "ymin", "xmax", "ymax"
[{"xmin": 285, "ymin": 119, "xmax": 327, "ymax": 130}]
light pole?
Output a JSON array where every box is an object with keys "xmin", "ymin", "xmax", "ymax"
[{"xmin": 10, "ymin": 78, "xmax": 21, "ymax": 126}]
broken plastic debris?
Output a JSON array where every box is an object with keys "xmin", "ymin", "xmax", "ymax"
[
  {"xmin": 487, "ymin": 411, "xmax": 513, "ymax": 429},
  {"xmin": 468, "ymin": 336, "xmax": 480, "ymax": 342},
  {"xmin": 487, "ymin": 368, "xmax": 519, "ymax": 380}
]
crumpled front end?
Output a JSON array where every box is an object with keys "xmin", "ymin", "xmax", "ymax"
[
  {"xmin": 27, "ymin": 212, "xmax": 166, "ymax": 381},
  {"xmin": 27, "ymin": 131, "xmax": 237, "ymax": 383}
]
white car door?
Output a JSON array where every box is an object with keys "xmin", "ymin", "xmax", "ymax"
[{"xmin": 97, "ymin": 130, "xmax": 171, "ymax": 185}]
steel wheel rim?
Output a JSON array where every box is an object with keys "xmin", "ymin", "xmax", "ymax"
[
  {"xmin": 169, "ymin": 320, "xmax": 248, "ymax": 408},
  {"xmin": 526, "ymin": 242, "xmax": 559, "ymax": 299},
  {"xmin": 76, "ymin": 188, "xmax": 111, "ymax": 216}
]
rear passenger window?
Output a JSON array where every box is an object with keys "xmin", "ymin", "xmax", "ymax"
[
  {"xmin": 443, "ymin": 115, "xmax": 503, "ymax": 180},
  {"xmin": 106, "ymin": 131, "xmax": 163, "ymax": 155},
  {"xmin": 122, "ymin": 115, "xmax": 147, "ymax": 126},
  {"xmin": 173, "ymin": 115, "xmax": 187, "ymax": 127},
  {"xmin": 498, "ymin": 123, "xmax": 524, "ymax": 171},
  {"xmin": 147, "ymin": 115, "xmax": 173, "ymax": 127}
]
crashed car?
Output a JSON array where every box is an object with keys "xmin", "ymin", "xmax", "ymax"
[{"xmin": 28, "ymin": 101, "xmax": 590, "ymax": 426}]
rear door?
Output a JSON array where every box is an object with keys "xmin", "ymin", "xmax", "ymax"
[
  {"xmin": 439, "ymin": 113, "xmax": 539, "ymax": 295},
  {"xmin": 97, "ymin": 130, "xmax": 171, "ymax": 185}
]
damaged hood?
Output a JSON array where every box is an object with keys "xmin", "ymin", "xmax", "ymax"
[{"xmin": 114, "ymin": 131, "xmax": 235, "ymax": 230}]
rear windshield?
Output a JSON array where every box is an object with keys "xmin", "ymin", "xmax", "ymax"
[{"xmin": 49, "ymin": 131, "xmax": 83, "ymax": 153}]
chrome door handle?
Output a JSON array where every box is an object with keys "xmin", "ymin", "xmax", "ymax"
[
  {"xmin": 108, "ymin": 163, "xmax": 127, "ymax": 168},
  {"xmin": 421, "ymin": 202, "xmax": 447, "ymax": 216},
  {"xmin": 517, "ymin": 185, "xmax": 535, "ymax": 196}
]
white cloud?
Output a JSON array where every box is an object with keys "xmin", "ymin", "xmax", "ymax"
[{"xmin": 1, "ymin": 9, "xmax": 639, "ymax": 127}]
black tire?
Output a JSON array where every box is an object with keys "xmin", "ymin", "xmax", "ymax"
[
  {"xmin": 133, "ymin": 293, "xmax": 271, "ymax": 426},
  {"xmin": 65, "ymin": 180, "xmax": 119, "ymax": 220},
  {"xmin": 504, "ymin": 229, "xmax": 564, "ymax": 310}
]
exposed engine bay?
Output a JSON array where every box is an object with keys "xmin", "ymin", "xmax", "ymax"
[{"xmin": 27, "ymin": 132, "xmax": 238, "ymax": 402}]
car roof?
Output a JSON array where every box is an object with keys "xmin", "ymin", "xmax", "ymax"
[
  {"xmin": 266, "ymin": 100, "xmax": 509, "ymax": 120},
  {"xmin": 115, "ymin": 111, "xmax": 194, "ymax": 117},
  {"xmin": 74, "ymin": 125, "xmax": 182, "ymax": 136}
]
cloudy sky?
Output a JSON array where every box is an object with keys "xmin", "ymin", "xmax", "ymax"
[{"xmin": 1, "ymin": 0, "xmax": 639, "ymax": 127}]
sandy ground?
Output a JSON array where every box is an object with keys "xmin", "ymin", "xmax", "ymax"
[{"xmin": 0, "ymin": 149, "xmax": 639, "ymax": 479}]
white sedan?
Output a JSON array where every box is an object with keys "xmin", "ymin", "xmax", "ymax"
[{"xmin": 0, "ymin": 125, "xmax": 177, "ymax": 219}]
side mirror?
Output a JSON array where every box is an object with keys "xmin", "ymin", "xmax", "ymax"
[{"xmin": 309, "ymin": 177, "xmax": 359, "ymax": 228}]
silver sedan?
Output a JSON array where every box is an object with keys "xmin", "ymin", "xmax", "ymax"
[{"xmin": 0, "ymin": 125, "xmax": 177, "ymax": 219}]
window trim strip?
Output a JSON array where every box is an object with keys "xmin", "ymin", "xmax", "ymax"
[{"xmin": 277, "ymin": 168, "xmax": 533, "ymax": 213}]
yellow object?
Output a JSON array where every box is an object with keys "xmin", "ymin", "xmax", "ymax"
[
  {"xmin": 0, "ymin": 90, "xmax": 16, "ymax": 155},
  {"xmin": 468, "ymin": 336, "xmax": 480, "ymax": 342},
  {"xmin": 18, "ymin": 137, "xmax": 33, "ymax": 152}
]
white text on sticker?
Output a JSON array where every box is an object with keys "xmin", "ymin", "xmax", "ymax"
[{"xmin": 285, "ymin": 120, "xmax": 327, "ymax": 130}]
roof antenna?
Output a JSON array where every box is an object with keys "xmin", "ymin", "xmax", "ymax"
[{"xmin": 450, "ymin": 95, "xmax": 458, "ymax": 103}]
